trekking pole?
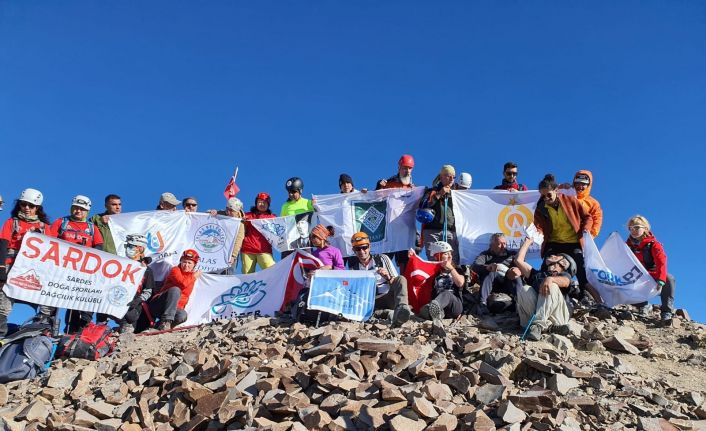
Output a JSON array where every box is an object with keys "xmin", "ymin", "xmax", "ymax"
[
  {"xmin": 520, "ymin": 312, "xmax": 537, "ymax": 342},
  {"xmin": 442, "ymin": 197, "xmax": 448, "ymax": 242}
]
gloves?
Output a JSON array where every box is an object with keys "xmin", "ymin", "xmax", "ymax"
[{"xmin": 0, "ymin": 266, "xmax": 7, "ymax": 284}]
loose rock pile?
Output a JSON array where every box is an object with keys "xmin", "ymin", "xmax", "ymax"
[{"xmin": 1, "ymin": 306, "xmax": 705, "ymax": 430}]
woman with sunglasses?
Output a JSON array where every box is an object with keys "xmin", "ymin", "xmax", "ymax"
[
  {"xmin": 626, "ymin": 215, "xmax": 675, "ymax": 323},
  {"xmin": 309, "ymin": 224, "xmax": 345, "ymax": 270},
  {"xmin": 241, "ymin": 192, "xmax": 277, "ymax": 273},
  {"xmin": 0, "ymin": 188, "xmax": 56, "ymax": 337}
]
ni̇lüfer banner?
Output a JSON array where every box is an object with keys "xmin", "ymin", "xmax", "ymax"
[
  {"xmin": 182, "ymin": 250, "xmax": 321, "ymax": 325},
  {"xmin": 109, "ymin": 211, "xmax": 242, "ymax": 279},
  {"xmin": 583, "ymin": 231, "xmax": 658, "ymax": 308},
  {"xmin": 3, "ymin": 232, "xmax": 146, "ymax": 318},
  {"xmin": 452, "ymin": 189, "xmax": 544, "ymax": 264},
  {"xmin": 314, "ymin": 187, "xmax": 424, "ymax": 257},
  {"xmin": 307, "ymin": 270, "xmax": 377, "ymax": 322},
  {"xmin": 248, "ymin": 212, "xmax": 314, "ymax": 252}
]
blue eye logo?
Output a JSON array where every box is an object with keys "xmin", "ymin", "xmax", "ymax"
[{"xmin": 211, "ymin": 280, "xmax": 267, "ymax": 314}]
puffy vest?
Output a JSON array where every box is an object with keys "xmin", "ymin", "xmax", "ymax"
[{"xmin": 58, "ymin": 217, "xmax": 95, "ymax": 247}]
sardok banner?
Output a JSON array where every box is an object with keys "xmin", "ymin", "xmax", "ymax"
[
  {"xmin": 314, "ymin": 187, "xmax": 424, "ymax": 257},
  {"xmin": 4, "ymin": 232, "xmax": 146, "ymax": 318},
  {"xmin": 109, "ymin": 211, "xmax": 241, "ymax": 278},
  {"xmin": 583, "ymin": 232, "xmax": 658, "ymax": 308},
  {"xmin": 248, "ymin": 212, "xmax": 314, "ymax": 252},
  {"xmin": 452, "ymin": 189, "xmax": 544, "ymax": 264}
]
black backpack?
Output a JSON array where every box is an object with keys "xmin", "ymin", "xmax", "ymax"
[{"xmin": 0, "ymin": 323, "xmax": 54, "ymax": 383}]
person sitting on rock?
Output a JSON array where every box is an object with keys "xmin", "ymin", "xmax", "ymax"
[
  {"xmin": 415, "ymin": 241, "xmax": 466, "ymax": 322},
  {"xmin": 146, "ymin": 249, "xmax": 202, "ymax": 331},
  {"xmin": 512, "ymin": 235, "xmax": 575, "ymax": 341},
  {"xmin": 97, "ymin": 234, "xmax": 155, "ymax": 333},
  {"xmin": 471, "ymin": 233, "xmax": 519, "ymax": 315},
  {"xmin": 347, "ymin": 232, "xmax": 411, "ymax": 327},
  {"xmin": 309, "ymin": 224, "xmax": 345, "ymax": 270}
]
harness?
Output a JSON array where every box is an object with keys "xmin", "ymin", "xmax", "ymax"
[
  {"xmin": 349, "ymin": 254, "xmax": 385, "ymax": 271},
  {"xmin": 58, "ymin": 217, "xmax": 95, "ymax": 247},
  {"xmin": 8, "ymin": 219, "xmax": 46, "ymax": 258}
]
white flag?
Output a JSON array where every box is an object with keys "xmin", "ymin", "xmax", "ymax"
[
  {"xmin": 314, "ymin": 187, "xmax": 424, "ymax": 257},
  {"xmin": 452, "ymin": 189, "xmax": 544, "ymax": 264},
  {"xmin": 109, "ymin": 211, "xmax": 241, "ymax": 279},
  {"xmin": 4, "ymin": 233, "xmax": 145, "ymax": 318},
  {"xmin": 248, "ymin": 212, "xmax": 314, "ymax": 252},
  {"xmin": 182, "ymin": 251, "xmax": 297, "ymax": 325},
  {"xmin": 308, "ymin": 270, "xmax": 377, "ymax": 322},
  {"xmin": 583, "ymin": 231, "xmax": 658, "ymax": 308}
]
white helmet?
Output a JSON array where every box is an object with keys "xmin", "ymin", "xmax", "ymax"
[
  {"xmin": 19, "ymin": 188, "xmax": 43, "ymax": 206},
  {"xmin": 429, "ymin": 241, "xmax": 453, "ymax": 257},
  {"xmin": 72, "ymin": 195, "xmax": 92, "ymax": 211},
  {"xmin": 456, "ymin": 172, "xmax": 472, "ymax": 189},
  {"xmin": 125, "ymin": 234, "xmax": 148, "ymax": 248}
]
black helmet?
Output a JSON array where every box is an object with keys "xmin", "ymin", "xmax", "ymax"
[{"xmin": 285, "ymin": 177, "xmax": 304, "ymax": 192}]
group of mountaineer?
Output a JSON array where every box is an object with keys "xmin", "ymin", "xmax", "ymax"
[{"xmin": 0, "ymin": 155, "xmax": 675, "ymax": 341}]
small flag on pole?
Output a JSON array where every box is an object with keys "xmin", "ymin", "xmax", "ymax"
[{"xmin": 224, "ymin": 167, "xmax": 240, "ymax": 200}]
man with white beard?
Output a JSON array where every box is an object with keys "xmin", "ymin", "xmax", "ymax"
[{"xmin": 375, "ymin": 154, "xmax": 417, "ymax": 272}]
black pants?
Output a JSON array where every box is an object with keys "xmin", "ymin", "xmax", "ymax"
[
  {"xmin": 543, "ymin": 242, "xmax": 587, "ymax": 288},
  {"xmin": 479, "ymin": 272, "xmax": 516, "ymax": 304},
  {"xmin": 65, "ymin": 310, "xmax": 93, "ymax": 334},
  {"xmin": 433, "ymin": 290, "xmax": 463, "ymax": 319}
]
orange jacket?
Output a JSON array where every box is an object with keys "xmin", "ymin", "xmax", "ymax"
[
  {"xmin": 573, "ymin": 170, "xmax": 603, "ymax": 238},
  {"xmin": 159, "ymin": 266, "xmax": 197, "ymax": 309},
  {"xmin": 534, "ymin": 193, "xmax": 593, "ymax": 255}
]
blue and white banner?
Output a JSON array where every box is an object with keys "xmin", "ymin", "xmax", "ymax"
[
  {"xmin": 314, "ymin": 187, "xmax": 424, "ymax": 257},
  {"xmin": 583, "ymin": 231, "xmax": 659, "ymax": 308},
  {"xmin": 307, "ymin": 270, "xmax": 377, "ymax": 322},
  {"xmin": 182, "ymin": 251, "xmax": 297, "ymax": 325},
  {"xmin": 249, "ymin": 212, "xmax": 314, "ymax": 252},
  {"xmin": 109, "ymin": 211, "xmax": 242, "ymax": 279}
]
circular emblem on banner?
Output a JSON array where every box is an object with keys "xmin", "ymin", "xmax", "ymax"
[
  {"xmin": 194, "ymin": 223, "xmax": 226, "ymax": 253},
  {"xmin": 497, "ymin": 205, "xmax": 533, "ymax": 238},
  {"xmin": 106, "ymin": 285, "xmax": 130, "ymax": 307}
]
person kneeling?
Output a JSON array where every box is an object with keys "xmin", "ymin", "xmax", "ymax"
[
  {"xmin": 347, "ymin": 232, "xmax": 411, "ymax": 327},
  {"xmin": 513, "ymin": 236, "xmax": 575, "ymax": 341},
  {"xmin": 417, "ymin": 241, "xmax": 466, "ymax": 323},
  {"xmin": 147, "ymin": 249, "xmax": 201, "ymax": 331}
]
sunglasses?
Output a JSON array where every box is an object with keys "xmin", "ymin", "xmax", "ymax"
[
  {"xmin": 504, "ymin": 171, "xmax": 518, "ymax": 176},
  {"xmin": 185, "ymin": 203, "xmax": 198, "ymax": 207},
  {"xmin": 19, "ymin": 202, "xmax": 37, "ymax": 209},
  {"xmin": 629, "ymin": 225, "xmax": 645, "ymax": 231},
  {"xmin": 353, "ymin": 245, "xmax": 369, "ymax": 251}
]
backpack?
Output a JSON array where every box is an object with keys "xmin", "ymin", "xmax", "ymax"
[
  {"xmin": 0, "ymin": 323, "xmax": 54, "ymax": 383},
  {"xmin": 290, "ymin": 288, "xmax": 340, "ymax": 325},
  {"xmin": 58, "ymin": 216, "xmax": 95, "ymax": 247},
  {"xmin": 57, "ymin": 322, "xmax": 115, "ymax": 360}
]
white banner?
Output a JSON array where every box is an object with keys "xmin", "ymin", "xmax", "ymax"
[
  {"xmin": 314, "ymin": 187, "xmax": 424, "ymax": 257},
  {"xmin": 249, "ymin": 212, "xmax": 314, "ymax": 252},
  {"xmin": 583, "ymin": 232, "xmax": 658, "ymax": 308},
  {"xmin": 109, "ymin": 211, "xmax": 242, "ymax": 279},
  {"xmin": 453, "ymin": 189, "xmax": 545, "ymax": 264},
  {"xmin": 308, "ymin": 270, "xmax": 377, "ymax": 322},
  {"xmin": 3, "ymin": 232, "xmax": 146, "ymax": 318},
  {"xmin": 182, "ymin": 252, "xmax": 297, "ymax": 325}
]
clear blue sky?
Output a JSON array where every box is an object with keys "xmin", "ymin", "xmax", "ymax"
[{"xmin": 1, "ymin": 2, "xmax": 704, "ymax": 323}]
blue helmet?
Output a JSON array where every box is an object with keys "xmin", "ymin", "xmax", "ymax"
[{"xmin": 416, "ymin": 208, "xmax": 435, "ymax": 224}]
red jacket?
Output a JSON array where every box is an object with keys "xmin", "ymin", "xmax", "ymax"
[
  {"xmin": 241, "ymin": 212, "xmax": 276, "ymax": 254},
  {"xmin": 0, "ymin": 217, "xmax": 56, "ymax": 264},
  {"xmin": 157, "ymin": 266, "xmax": 198, "ymax": 309},
  {"xmin": 626, "ymin": 234, "xmax": 667, "ymax": 284},
  {"xmin": 534, "ymin": 193, "xmax": 593, "ymax": 254}
]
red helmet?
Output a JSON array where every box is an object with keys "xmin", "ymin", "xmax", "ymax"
[
  {"xmin": 181, "ymin": 249, "xmax": 200, "ymax": 263},
  {"xmin": 256, "ymin": 192, "xmax": 271, "ymax": 204},
  {"xmin": 398, "ymin": 154, "xmax": 415, "ymax": 168}
]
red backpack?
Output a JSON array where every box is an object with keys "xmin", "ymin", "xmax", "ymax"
[{"xmin": 57, "ymin": 322, "xmax": 115, "ymax": 360}]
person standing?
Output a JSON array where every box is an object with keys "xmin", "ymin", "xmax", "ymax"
[
  {"xmin": 182, "ymin": 197, "xmax": 199, "ymax": 212},
  {"xmin": 419, "ymin": 165, "xmax": 459, "ymax": 263},
  {"xmin": 91, "ymin": 194, "xmax": 122, "ymax": 255},
  {"xmin": 559, "ymin": 170, "xmax": 603, "ymax": 238},
  {"xmin": 494, "ymin": 162, "xmax": 528, "ymax": 191},
  {"xmin": 241, "ymin": 193, "xmax": 277, "ymax": 273}
]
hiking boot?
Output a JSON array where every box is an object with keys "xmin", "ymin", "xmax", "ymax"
[
  {"xmin": 526, "ymin": 324, "xmax": 542, "ymax": 341},
  {"xmin": 477, "ymin": 303, "xmax": 490, "ymax": 317},
  {"xmin": 157, "ymin": 320, "xmax": 173, "ymax": 331},
  {"xmin": 551, "ymin": 324, "xmax": 571, "ymax": 336},
  {"xmin": 427, "ymin": 300, "xmax": 444, "ymax": 323},
  {"xmin": 661, "ymin": 311, "xmax": 673, "ymax": 325},
  {"xmin": 391, "ymin": 304, "xmax": 411, "ymax": 327}
]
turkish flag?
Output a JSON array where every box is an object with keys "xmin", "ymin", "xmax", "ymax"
[
  {"xmin": 403, "ymin": 253, "xmax": 443, "ymax": 313},
  {"xmin": 223, "ymin": 176, "xmax": 240, "ymax": 200},
  {"xmin": 281, "ymin": 250, "xmax": 324, "ymax": 311}
]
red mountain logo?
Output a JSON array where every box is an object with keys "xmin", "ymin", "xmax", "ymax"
[{"xmin": 9, "ymin": 270, "xmax": 43, "ymax": 291}]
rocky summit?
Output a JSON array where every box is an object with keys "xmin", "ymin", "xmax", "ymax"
[{"xmin": 1, "ymin": 306, "xmax": 706, "ymax": 431}]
